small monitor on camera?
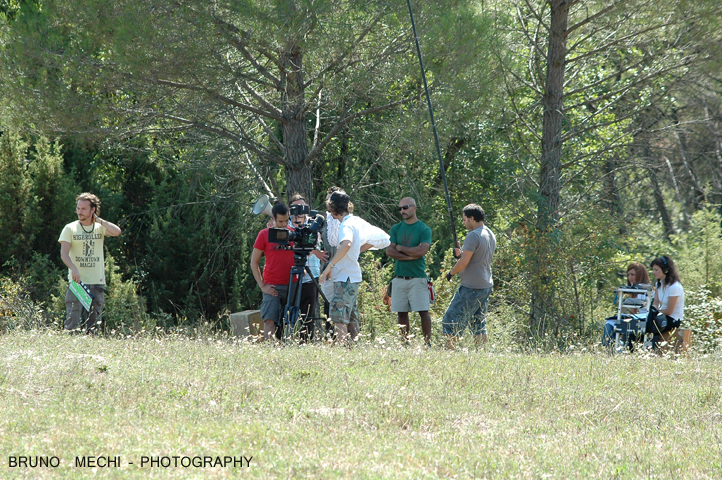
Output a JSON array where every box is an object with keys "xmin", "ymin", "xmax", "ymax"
[{"xmin": 268, "ymin": 228, "xmax": 290, "ymax": 243}]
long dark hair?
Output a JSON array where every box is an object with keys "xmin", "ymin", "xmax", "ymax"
[{"xmin": 650, "ymin": 255, "xmax": 681, "ymax": 288}]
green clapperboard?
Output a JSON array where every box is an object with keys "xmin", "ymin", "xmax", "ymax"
[{"xmin": 69, "ymin": 280, "xmax": 94, "ymax": 312}]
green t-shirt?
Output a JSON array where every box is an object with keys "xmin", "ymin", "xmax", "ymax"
[
  {"xmin": 389, "ymin": 220, "xmax": 432, "ymax": 278},
  {"xmin": 58, "ymin": 221, "xmax": 107, "ymax": 285}
]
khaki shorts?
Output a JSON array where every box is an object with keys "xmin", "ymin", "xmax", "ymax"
[{"xmin": 390, "ymin": 277, "xmax": 430, "ymax": 313}]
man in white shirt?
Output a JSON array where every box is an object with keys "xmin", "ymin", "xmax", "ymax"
[{"xmin": 289, "ymin": 193, "xmax": 328, "ymax": 341}]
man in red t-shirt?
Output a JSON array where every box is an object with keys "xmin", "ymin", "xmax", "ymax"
[{"xmin": 250, "ymin": 203, "xmax": 296, "ymax": 340}]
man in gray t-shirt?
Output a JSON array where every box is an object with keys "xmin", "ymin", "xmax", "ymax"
[{"xmin": 443, "ymin": 204, "xmax": 496, "ymax": 347}]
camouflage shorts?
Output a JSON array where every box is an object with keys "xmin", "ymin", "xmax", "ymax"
[{"xmin": 329, "ymin": 280, "xmax": 360, "ymax": 325}]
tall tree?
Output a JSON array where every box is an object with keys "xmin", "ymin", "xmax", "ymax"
[
  {"xmin": 501, "ymin": 0, "xmax": 710, "ymax": 335},
  {"xmin": 1, "ymin": 0, "xmax": 493, "ymax": 202}
]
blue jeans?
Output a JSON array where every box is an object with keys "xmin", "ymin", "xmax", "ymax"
[
  {"xmin": 442, "ymin": 286, "xmax": 492, "ymax": 336},
  {"xmin": 602, "ymin": 322, "xmax": 615, "ymax": 346},
  {"xmin": 603, "ymin": 320, "xmax": 643, "ymax": 349}
]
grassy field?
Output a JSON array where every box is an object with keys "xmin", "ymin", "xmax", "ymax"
[{"xmin": 1, "ymin": 330, "xmax": 721, "ymax": 479}]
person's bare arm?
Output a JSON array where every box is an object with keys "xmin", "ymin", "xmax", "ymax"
[
  {"xmin": 250, "ymin": 248, "xmax": 277, "ymax": 296},
  {"xmin": 320, "ymin": 240, "xmax": 352, "ymax": 282},
  {"xmin": 311, "ymin": 249, "xmax": 329, "ymax": 261},
  {"xmin": 60, "ymin": 241, "xmax": 80, "ymax": 283},
  {"xmin": 94, "ymin": 214, "xmax": 121, "ymax": 237},
  {"xmin": 385, "ymin": 243, "xmax": 410, "ymax": 260},
  {"xmin": 660, "ymin": 295, "xmax": 679, "ymax": 316},
  {"xmin": 449, "ymin": 250, "xmax": 474, "ymax": 276},
  {"xmin": 396, "ymin": 242, "xmax": 430, "ymax": 259}
]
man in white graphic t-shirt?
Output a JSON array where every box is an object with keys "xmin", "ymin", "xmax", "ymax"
[{"xmin": 59, "ymin": 192, "xmax": 122, "ymax": 334}]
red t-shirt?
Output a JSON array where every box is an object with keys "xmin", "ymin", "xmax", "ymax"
[{"xmin": 253, "ymin": 228, "xmax": 296, "ymax": 285}]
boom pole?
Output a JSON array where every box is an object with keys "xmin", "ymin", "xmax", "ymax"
[{"xmin": 406, "ymin": 0, "xmax": 459, "ymax": 249}]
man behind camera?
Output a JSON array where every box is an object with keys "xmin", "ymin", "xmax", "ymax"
[
  {"xmin": 250, "ymin": 203, "xmax": 295, "ymax": 340},
  {"xmin": 289, "ymin": 193, "xmax": 328, "ymax": 341}
]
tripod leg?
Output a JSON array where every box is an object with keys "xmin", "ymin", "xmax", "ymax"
[
  {"xmin": 282, "ymin": 265, "xmax": 305, "ymax": 343},
  {"xmin": 299, "ymin": 280, "xmax": 319, "ymax": 342}
]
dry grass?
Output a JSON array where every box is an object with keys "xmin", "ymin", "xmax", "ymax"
[{"xmin": 1, "ymin": 330, "xmax": 721, "ymax": 479}]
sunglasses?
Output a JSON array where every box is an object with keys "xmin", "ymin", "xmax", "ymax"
[{"xmin": 398, "ymin": 204, "xmax": 415, "ymax": 211}]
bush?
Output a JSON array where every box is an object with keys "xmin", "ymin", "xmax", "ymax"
[
  {"xmin": 103, "ymin": 253, "xmax": 149, "ymax": 334},
  {"xmin": 684, "ymin": 287, "xmax": 722, "ymax": 353},
  {"xmin": 673, "ymin": 208, "xmax": 722, "ymax": 297},
  {"xmin": 0, "ymin": 276, "xmax": 47, "ymax": 331}
]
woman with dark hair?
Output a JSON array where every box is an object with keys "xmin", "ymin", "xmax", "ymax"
[
  {"xmin": 602, "ymin": 262, "xmax": 651, "ymax": 346},
  {"xmin": 647, "ymin": 255, "xmax": 684, "ymax": 342}
]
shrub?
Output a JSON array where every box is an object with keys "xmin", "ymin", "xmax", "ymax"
[
  {"xmin": 0, "ymin": 276, "xmax": 46, "ymax": 331},
  {"xmin": 684, "ymin": 287, "xmax": 722, "ymax": 353}
]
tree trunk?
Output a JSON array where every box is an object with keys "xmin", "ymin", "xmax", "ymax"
[
  {"xmin": 602, "ymin": 155, "xmax": 626, "ymax": 234},
  {"xmin": 536, "ymin": 0, "xmax": 568, "ymax": 233},
  {"xmin": 674, "ymin": 129, "xmax": 705, "ymax": 209},
  {"xmin": 716, "ymin": 138, "xmax": 722, "ymax": 207},
  {"xmin": 648, "ymin": 166, "xmax": 675, "ymax": 242},
  {"xmin": 662, "ymin": 155, "xmax": 691, "ymax": 229},
  {"xmin": 531, "ymin": 0, "xmax": 569, "ymax": 337},
  {"xmin": 280, "ymin": 44, "xmax": 311, "ymax": 202}
]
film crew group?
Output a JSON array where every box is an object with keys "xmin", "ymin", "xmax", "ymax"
[
  {"xmin": 59, "ymin": 193, "xmax": 122, "ymax": 334},
  {"xmin": 251, "ymin": 201, "xmax": 326, "ymax": 341}
]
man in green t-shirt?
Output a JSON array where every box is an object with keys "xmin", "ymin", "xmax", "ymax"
[
  {"xmin": 385, "ymin": 197, "xmax": 433, "ymax": 345},
  {"xmin": 59, "ymin": 192, "xmax": 122, "ymax": 334}
]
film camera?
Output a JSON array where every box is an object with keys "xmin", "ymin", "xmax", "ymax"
[{"xmin": 268, "ymin": 204, "xmax": 325, "ymax": 251}]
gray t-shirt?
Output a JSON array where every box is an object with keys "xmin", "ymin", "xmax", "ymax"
[{"xmin": 460, "ymin": 225, "xmax": 496, "ymax": 289}]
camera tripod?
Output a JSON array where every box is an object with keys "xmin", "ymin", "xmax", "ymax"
[{"xmin": 281, "ymin": 250, "xmax": 329, "ymax": 342}]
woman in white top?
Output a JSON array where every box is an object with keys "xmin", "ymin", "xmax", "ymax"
[{"xmin": 648, "ymin": 255, "xmax": 684, "ymax": 339}]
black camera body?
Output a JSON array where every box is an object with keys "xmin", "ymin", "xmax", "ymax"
[
  {"xmin": 268, "ymin": 210, "xmax": 325, "ymax": 252},
  {"xmin": 289, "ymin": 204, "xmax": 310, "ymax": 217}
]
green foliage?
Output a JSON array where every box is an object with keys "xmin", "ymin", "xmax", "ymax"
[
  {"xmin": 673, "ymin": 208, "xmax": 722, "ymax": 296},
  {"xmin": 493, "ymin": 208, "xmax": 624, "ymax": 347},
  {"xmin": 0, "ymin": 130, "xmax": 76, "ymax": 311},
  {"xmin": 0, "ymin": 276, "xmax": 47, "ymax": 331},
  {"xmin": 0, "ymin": 131, "xmax": 32, "ymax": 265},
  {"xmin": 684, "ymin": 287, "xmax": 722, "ymax": 353},
  {"xmin": 357, "ymin": 253, "xmax": 396, "ymax": 341},
  {"xmin": 103, "ymin": 253, "xmax": 148, "ymax": 334}
]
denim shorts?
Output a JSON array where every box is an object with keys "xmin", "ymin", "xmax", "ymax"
[
  {"xmin": 260, "ymin": 284, "xmax": 289, "ymax": 327},
  {"xmin": 442, "ymin": 286, "xmax": 492, "ymax": 336}
]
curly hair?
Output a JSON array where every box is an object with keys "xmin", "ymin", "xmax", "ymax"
[
  {"xmin": 325, "ymin": 190, "xmax": 350, "ymax": 216},
  {"xmin": 76, "ymin": 192, "xmax": 101, "ymax": 216}
]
